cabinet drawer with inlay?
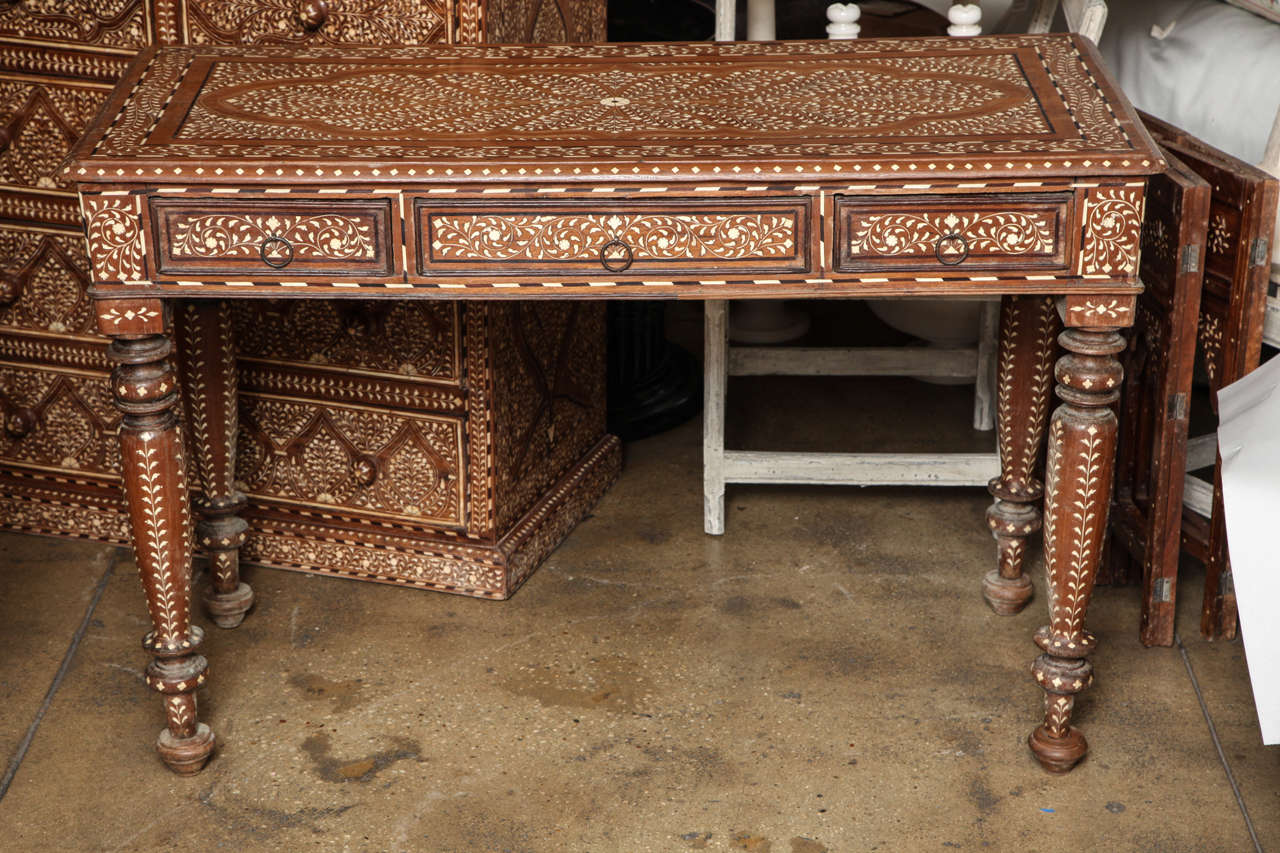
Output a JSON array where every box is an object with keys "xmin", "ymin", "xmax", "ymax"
[
  {"xmin": 415, "ymin": 197, "xmax": 813, "ymax": 277},
  {"xmin": 236, "ymin": 393, "xmax": 466, "ymax": 528},
  {"xmin": 833, "ymin": 193, "xmax": 1074, "ymax": 274},
  {"xmin": 150, "ymin": 197, "xmax": 398, "ymax": 278}
]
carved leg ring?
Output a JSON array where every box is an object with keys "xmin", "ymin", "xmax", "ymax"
[
  {"xmin": 1029, "ymin": 326, "xmax": 1124, "ymax": 773},
  {"xmin": 109, "ymin": 333, "xmax": 215, "ymax": 774},
  {"xmin": 984, "ymin": 296, "xmax": 1058, "ymax": 614},
  {"xmin": 177, "ymin": 301, "xmax": 253, "ymax": 629}
]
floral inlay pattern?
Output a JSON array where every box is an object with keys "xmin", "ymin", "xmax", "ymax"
[
  {"xmin": 185, "ymin": 0, "xmax": 448, "ymax": 47},
  {"xmin": 170, "ymin": 213, "xmax": 376, "ymax": 262},
  {"xmin": 1199, "ymin": 313, "xmax": 1224, "ymax": 385},
  {"xmin": 846, "ymin": 210, "xmax": 1055, "ymax": 258},
  {"xmin": 1207, "ymin": 213, "xmax": 1232, "ymax": 256},
  {"xmin": 83, "ymin": 195, "xmax": 144, "ymax": 282},
  {"xmin": 192, "ymin": 54, "xmax": 1048, "ymax": 143},
  {"xmin": 429, "ymin": 212, "xmax": 797, "ymax": 263},
  {"xmin": 83, "ymin": 36, "xmax": 1144, "ymax": 166},
  {"xmin": 1079, "ymin": 188, "xmax": 1142, "ymax": 276}
]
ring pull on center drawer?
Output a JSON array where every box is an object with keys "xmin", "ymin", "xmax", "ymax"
[{"xmin": 416, "ymin": 197, "xmax": 813, "ymax": 277}]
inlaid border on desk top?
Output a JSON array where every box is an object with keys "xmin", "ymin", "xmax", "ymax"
[{"xmin": 68, "ymin": 35, "xmax": 1162, "ymax": 185}]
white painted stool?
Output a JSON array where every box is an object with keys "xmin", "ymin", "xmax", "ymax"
[{"xmin": 703, "ymin": 0, "xmax": 1109, "ymax": 535}]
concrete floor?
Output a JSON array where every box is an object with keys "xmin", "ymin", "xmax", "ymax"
[{"xmin": 1, "ymin": 309, "xmax": 1277, "ymax": 851}]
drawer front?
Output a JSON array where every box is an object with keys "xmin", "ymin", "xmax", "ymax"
[
  {"xmin": 0, "ymin": 362, "xmax": 120, "ymax": 478},
  {"xmin": 417, "ymin": 198, "xmax": 812, "ymax": 277},
  {"xmin": 236, "ymin": 394, "xmax": 465, "ymax": 528},
  {"xmin": 834, "ymin": 193, "xmax": 1072, "ymax": 274},
  {"xmin": 0, "ymin": 74, "xmax": 112, "ymax": 224},
  {"xmin": 0, "ymin": 0, "xmax": 151, "ymax": 50},
  {"xmin": 232, "ymin": 300, "xmax": 461, "ymax": 384},
  {"xmin": 151, "ymin": 197, "xmax": 398, "ymax": 278},
  {"xmin": 182, "ymin": 0, "xmax": 449, "ymax": 46},
  {"xmin": 0, "ymin": 224, "xmax": 99, "ymax": 339}
]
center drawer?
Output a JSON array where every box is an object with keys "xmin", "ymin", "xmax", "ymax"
[
  {"xmin": 150, "ymin": 197, "xmax": 397, "ymax": 278},
  {"xmin": 833, "ymin": 192, "xmax": 1073, "ymax": 274},
  {"xmin": 415, "ymin": 197, "xmax": 812, "ymax": 277}
]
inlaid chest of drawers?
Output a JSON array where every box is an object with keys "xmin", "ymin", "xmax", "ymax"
[
  {"xmin": 0, "ymin": 0, "xmax": 607, "ymax": 595},
  {"xmin": 69, "ymin": 35, "xmax": 1163, "ymax": 776}
]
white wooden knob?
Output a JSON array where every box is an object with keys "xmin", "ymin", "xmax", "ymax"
[
  {"xmin": 826, "ymin": 3, "xmax": 861, "ymax": 39},
  {"xmin": 947, "ymin": 3, "xmax": 983, "ymax": 37}
]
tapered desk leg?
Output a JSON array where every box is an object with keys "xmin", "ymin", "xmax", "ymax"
[
  {"xmin": 1029, "ymin": 321, "xmax": 1125, "ymax": 773},
  {"xmin": 984, "ymin": 296, "xmax": 1058, "ymax": 614},
  {"xmin": 176, "ymin": 301, "xmax": 252, "ymax": 628},
  {"xmin": 107, "ymin": 317, "xmax": 214, "ymax": 775}
]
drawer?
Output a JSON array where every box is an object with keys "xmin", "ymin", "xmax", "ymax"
[
  {"xmin": 232, "ymin": 300, "xmax": 461, "ymax": 384},
  {"xmin": 0, "ymin": 74, "xmax": 111, "ymax": 223},
  {"xmin": 151, "ymin": 197, "xmax": 398, "ymax": 278},
  {"xmin": 833, "ymin": 193, "xmax": 1073, "ymax": 274},
  {"xmin": 0, "ymin": 362, "xmax": 120, "ymax": 478},
  {"xmin": 182, "ymin": 0, "xmax": 449, "ymax": 46},
  {"xmin": 416, "ymin": 197, "xmax": 812, "ymax": 277},
  {"xmin": 236, "ymin": 393, "xmax": 465, "ymax": 528},
  {"xmin": 0, "ymin": 0, "xmax": 150, "ymax": 50},
  {"xmin": 0, "ymin": 224, "xmax": 99, "ymax": 339}
]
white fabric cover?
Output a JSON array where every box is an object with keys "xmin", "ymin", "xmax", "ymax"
[
  {"xmin": 1098, "ymin": 0, "xmax": 1280, "ymax": 166},
  {"xmin": 1223, "ymin": 0, "xmax": 1280, "ymax": 24}
]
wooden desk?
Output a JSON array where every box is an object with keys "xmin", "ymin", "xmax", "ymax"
[{"xmin": 68, "ymin": 35, "xmax": 1161, "ymax": 776}]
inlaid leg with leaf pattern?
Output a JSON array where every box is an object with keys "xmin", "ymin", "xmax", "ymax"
[
  {"xmin": 176, "ymin": 301, "xmax": 253, "ymax": 629},
  {"xmin": 105, "ymin": 308, "xmax": 214, "ymax": 775},
  {"xmin": 984, "ymin": 295, "xmax": 1059, "ymax": 614},
  {"xmin": 1029, "ymin": 318, "xmax": 1125, "ymax": 773}
]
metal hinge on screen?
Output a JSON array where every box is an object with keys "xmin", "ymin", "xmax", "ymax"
[
  {"xmin": 1152, "ymin": 577, "xmax": 1173, "ymax": 603},
  {"xmin": 1250, "ymin": 238, "xmax": 1270, "ymax": 268},
  {"xmin": 1167, "ymin": 391, "xmax": 1188, "ymax": 420},
  {"xmin": 1180, "ymin": 244, "xmax": 1200, "ymax": 274}
]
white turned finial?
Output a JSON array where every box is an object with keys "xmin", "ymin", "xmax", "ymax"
[
  {"xmin": 826, "ymin": 3, "xmax": 861, "ymax": 39},
  {"xmin": 947, "ymin": 3, "xmax": 983, "ymax": 37}
]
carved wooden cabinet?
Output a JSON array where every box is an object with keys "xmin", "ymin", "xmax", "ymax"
[{"xmin": 0, "ymin": 0, "xmax": 610, "ymax": 595}]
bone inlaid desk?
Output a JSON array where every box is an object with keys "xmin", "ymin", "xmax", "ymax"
[{"xmin": 68, "ymin": 35, "xmax": 1161, "ymax": 776}]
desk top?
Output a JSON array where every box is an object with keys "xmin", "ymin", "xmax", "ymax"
[{"xmin": 70, "ymin": 35, "xmax": 1160, "ymax": 186}]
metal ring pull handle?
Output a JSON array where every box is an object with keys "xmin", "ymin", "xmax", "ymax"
[
  {"xmin": 260, "ymin": 235, "xmax": 294, "ymax": 269},
  {"xmin": 599, "ymin": 238, "xmax": 634, "ymax": 273},
  {"xmin": 935, "ymin": 232, "xmax": 969, "ymax": 266}
]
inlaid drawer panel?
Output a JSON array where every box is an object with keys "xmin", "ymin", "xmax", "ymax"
[
  {"xmin": 416, "ymin": 197, "xmax": 813, "ymax": 277},
  {"xmin": 235, "ymin": 393, "xmax": 465, "ymax": 527},
  {"xmin": 0, "ymin": 74, "xmax": 111, "ymax": 224},
  {"xmin": 151, "ymin": 197, "xmax": 398, "ymax": 277},
  {"xmin": 232, "ymin": 300, "xmax": 461, "ymax": 383},
  {"xmin": 182, "ymin": 0, "xmax": 449, "ymax": 46},
  {"xmin": 0, "ymin": 362, "xmax": 120, "ymax": 477},
  {"xmin": 0, "ymin": 0, "xmax": 151, "ymax": 50},
  {"xmin": 0, "ymin": 223, "xmax": 99, "ymax": 339},
  {"xmin": 833, "ymin": 193, "xmax": 1073, "ymax": 274}
]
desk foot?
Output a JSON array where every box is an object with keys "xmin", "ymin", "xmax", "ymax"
[
  {"xmin": 177, "ymin": 302, "xmax": 253, "ymax": 629},
  {"xmin": 198, "ymin": 509, "xmax": 252, "ymax": 629},
  {"xmin": 158, "ymin": 723, "xmax": 215, "ymax": 776},
  {"xmin": 1029, "ymin": 719, "xmax": 1088, "ymax": 774},
  {"xmin": 1028, "ymin": 324, "xmax": 1123, "ymax": 774},
  {"xmin": 985, "ymin": 296, "xmax": 1057, "ymax": 614}
]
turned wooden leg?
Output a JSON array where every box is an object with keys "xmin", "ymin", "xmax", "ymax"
[
  {"xmin": 984, "ymin": 296, "xmax": 1058, "ymax": 614},
  {"xmin": 176, "ymin": 301, "xmax": 252, "ymax": 628},
  {"xmin": 1029, "ymin": 321, "xmax": 1125, "ymax": 774},
  {"xmin": 107, "ymin": 322, "xmax": 215, "ymax": 775}
]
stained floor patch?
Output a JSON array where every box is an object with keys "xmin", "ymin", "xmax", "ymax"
[
  {"xmin": 287, "ymin": 672, "xmax": 365, "ymax": 712},
  {"xmin": 301, "ymin": 732, "xmax": 421, "ymax": 783}
]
